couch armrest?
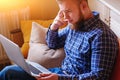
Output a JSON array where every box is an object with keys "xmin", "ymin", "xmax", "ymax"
[{"xmin": 10, "ymin": 29, "xmax": 24, "ymax": 47}]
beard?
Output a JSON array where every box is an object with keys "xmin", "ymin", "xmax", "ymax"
[{"xmin": 70, "ymin": 11, "xmax": 85, "ymax": 31}]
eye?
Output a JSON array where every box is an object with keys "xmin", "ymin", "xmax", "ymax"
[{"xmin": 65, "ymin": 10, "xmax": 72, "ymax": 13}]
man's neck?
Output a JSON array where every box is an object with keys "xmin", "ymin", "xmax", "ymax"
[{"xmin": 84, "ymin": 11, "xmax": 93, "ymax": 20}]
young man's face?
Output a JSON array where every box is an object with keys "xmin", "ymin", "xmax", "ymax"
[{"xmin": 58, "ymin": 0, "xmax": 84, "ymax": 28}]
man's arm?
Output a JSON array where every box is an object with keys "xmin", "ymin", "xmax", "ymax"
[
  {"xmin": 46, "ymin": 10, "xmax": 68, "ymax": 49},
  {"xmin": 46, "ymin": 25, "xmax": 69, "ymax": 49},
  {"xmin": 58, "ymin": 29, "xmax": 119, "ymax": 80}
]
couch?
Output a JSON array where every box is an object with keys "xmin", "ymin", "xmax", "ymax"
[
  {"xmin": 110, "ymin": 39, "xmax": 120, "ymax": 80},
  {"xmin": 10, "ymin": 20, "xmax": 120, "ymax": 80},
  {"xmin": 10, "ymin": 0, "xmax": 120, "ymax": 80}
]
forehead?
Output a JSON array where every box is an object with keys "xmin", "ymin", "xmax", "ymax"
[{"xmin": 58, "ymin": 0, "xmax": 79, "ymax": 11}]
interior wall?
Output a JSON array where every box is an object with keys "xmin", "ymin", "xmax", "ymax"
[
  {"xmin": 88, "ymin": 0, "xmax": 96, "ymax": 10},
  {"xmin": 28, "ymin": 0, "xmax": 59, "ymax": 20},
  {"xmin": 0, "ymin": 0, "xmax": 59, "ymax": 20},
  {"xmin": 0, "ymin": 0, "xmax": 28, "ymax": 12}
]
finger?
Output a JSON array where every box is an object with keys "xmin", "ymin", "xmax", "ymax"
[
  {"xmin": 35, "ymin": 74, "xmax": 50, "ymax": 80},
  {"xmin": 40, "ymin": 73, "xmax": 51, "ymax": 77},
  {"xmin": 35, "ymin": 74, "xmax": 51, "ymax": 80},
  {"xmin": 54, "ymin": 19, "xmax": 65, "ymax": 27},
  {"xmin": 58, "ymin": 10, "xmax": 64, "ymax": 18}
]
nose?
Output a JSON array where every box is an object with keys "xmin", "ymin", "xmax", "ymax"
[{"xmin": 63, "ymin": 13, "xmax": 69, "ymax": 22}]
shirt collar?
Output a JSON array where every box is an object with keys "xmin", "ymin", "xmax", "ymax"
[{"xmin": 80, "ymin": 11, "xmax": 100, "ymax": 31}]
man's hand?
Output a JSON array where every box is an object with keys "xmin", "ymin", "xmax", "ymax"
[
  {"xmin": 35, "ymin": 73, "xmax": 58, "ymax": 80},
  {"xmin": 50, "ymin": 10, "xmax": 67, "ymax": 31}
]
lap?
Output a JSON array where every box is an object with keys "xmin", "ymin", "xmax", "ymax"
[
  {"xmin": 0, "ymin": 65, "xmax": 36, "ymax": 80},
  {"xmin": 0, "ymin": 65, "xmax": 64, "ymax": 80},
  {"xmin": 49, "ymin": 67, "xmax": 64, "ymax": 74}
]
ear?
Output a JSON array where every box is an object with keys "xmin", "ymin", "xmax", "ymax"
[{"xmin": 80, "ymin": 0, "xmax": 91, "ymax": 20}]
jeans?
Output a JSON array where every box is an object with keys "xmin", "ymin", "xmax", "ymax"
[{"xmin": 0, "ymin": 65, "xmax": 64, "ymax": 80}]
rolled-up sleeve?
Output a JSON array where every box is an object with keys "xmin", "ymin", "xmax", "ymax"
[{"xmin": 46, "ymin": 25, "xmax": 69, "ymax": 49}]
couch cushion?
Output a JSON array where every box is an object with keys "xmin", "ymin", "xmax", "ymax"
[
  {"xmin": 20, "ymin": 20, "xmax": 53, "ymax": 58},
  {"xmin": 21, "ymin": 43, "xmax": 29, "ymax": 58},
  {"xmin": 111, "ymin": 39, "xmax": 120, "ymax": 80},
  {"xmin": 27, "ymin": 22, "xmax": 65, "ymax": 68}
]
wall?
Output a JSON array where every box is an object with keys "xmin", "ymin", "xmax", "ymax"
[
  {"xmin": 28, "ymin": 0, "xmax": 59, "ymax": 20},
  {"xmin": 0, "ymin": 0, "xmax": 59, "ymax": 20},
  {"xmin": 0, "ymin": 0, "xmax": 28, "ymax": 12}
]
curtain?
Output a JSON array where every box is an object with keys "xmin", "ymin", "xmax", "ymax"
[{"xmin": 0, "ymin": 6, "xmax": 30, "ymax": 67}]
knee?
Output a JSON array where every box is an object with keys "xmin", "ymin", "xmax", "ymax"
[
  {"xmin": 1, "ymin": 65, "xmax": 14, "ymax": 73},
  {"xmin": 0, "ymin": 65, "xmax": 17, "ymax": 79},
  {"xmin": 0, "ymin": 66, "xmax": 12, "ymax": 80},
  {"xmin": 1, "ymin": 66, "xmax": 11, "ymax": 73}
]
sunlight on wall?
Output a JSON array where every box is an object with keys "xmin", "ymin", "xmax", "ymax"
[
  {"xmin": 0, "ymin": 0, "xmax": 59, "ymax": 19},
  {"xmin": 0, "ymin": 0, "xmax": 29, "ymax": 12},
  {"xmin": 28, "ymin": 0, "xmax": 59, "ymax": 19}
]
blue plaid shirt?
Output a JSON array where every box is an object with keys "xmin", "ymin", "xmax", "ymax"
[{"xmin": 46, "ymin": 12, "xmax": 119, "ymax": 80}]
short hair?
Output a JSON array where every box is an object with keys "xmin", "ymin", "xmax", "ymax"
[{"xmin": 56, "ymin": 0, "xmax": 87, "ymax": 4}]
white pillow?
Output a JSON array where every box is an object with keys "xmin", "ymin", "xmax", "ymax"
[{"xmin": 27, "ymin": 22, "xmax": 65, "ymax": 68}]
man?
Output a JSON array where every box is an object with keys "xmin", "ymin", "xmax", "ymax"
[{"xmin": 0, "ymin": 0, "xmax": 119, "ymax": 80}]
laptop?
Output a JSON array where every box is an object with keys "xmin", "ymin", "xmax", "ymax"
[{"xmin": 0, "ymin": 34, "xmax": 51, "ymax": 77}]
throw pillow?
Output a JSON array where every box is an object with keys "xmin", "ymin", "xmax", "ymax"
[
  {"xmin": 20, "ymin": 19, "xmax": 53, "ymax": 58},
  {"xmin": 27, "ymin": 22, "xmax": 65, "ymax": 68}
]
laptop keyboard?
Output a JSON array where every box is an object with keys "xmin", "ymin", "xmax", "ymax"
[
  {"xmin": 26, "ymin": 60, "xmax": 51, "ymax": 75},
  {"xmin": 27, "ymin": 63, "xmax": 41, "ymax": 75}
]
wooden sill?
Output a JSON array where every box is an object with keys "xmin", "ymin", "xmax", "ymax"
[{"xmin": 98, "ymin": 0, "xmax": 120, "ymax": 15}]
